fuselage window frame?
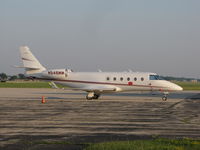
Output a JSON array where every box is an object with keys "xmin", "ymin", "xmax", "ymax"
[{"xmin": 149, "ymin": 75, "xmax": 163, "ymax": 80}]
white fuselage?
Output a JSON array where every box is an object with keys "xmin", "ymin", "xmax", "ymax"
[{"xmin": 34, "ymin": 69, "xmax": 183, "ymax": 93}]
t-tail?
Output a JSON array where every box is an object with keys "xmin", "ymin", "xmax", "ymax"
[{"xmin": 19, "ymin": 46, "xmax": 46, "ymax": 75}]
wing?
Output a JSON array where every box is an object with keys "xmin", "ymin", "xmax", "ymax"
[
  {"xmin": 48, "ymin": 82, "xmax": 122, "ymax": 93},
  {"xmin": 67, "ymin": 85, "xmax": 121, "ymax": 93},
  {"xmin": 77, "ymin": 85, "xmax": 117, "ymax": 93}
]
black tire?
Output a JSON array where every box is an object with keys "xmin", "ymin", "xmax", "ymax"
[
  {"xmin": 93, "ymin": 94, "xmax": 100, "ymax": 99},
  {"xmin": 86, "ymin": 96, "xmax": 93, "ymax": 100},
  {"xmin": 162, "ymin": 96, "xmax": 167, "ymax": 101}
]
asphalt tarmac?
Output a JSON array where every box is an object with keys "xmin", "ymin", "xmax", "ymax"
[{"xmin": 0, "ymin": 88, "xmax": 199, "ymax": 150}]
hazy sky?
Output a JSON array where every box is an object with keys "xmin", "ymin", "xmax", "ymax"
[{"xmin": 1, "ymin": 0, "xmax": 200, "ymax": 78}]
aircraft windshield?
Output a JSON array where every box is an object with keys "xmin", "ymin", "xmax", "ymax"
[{"xmin": 149, "ymin": 75, "xmax": 163, "ymax": 80}]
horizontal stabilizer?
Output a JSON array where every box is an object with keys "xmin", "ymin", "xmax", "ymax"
[{"xmin": 13, "ymin": 65, "xmax": 41, "ymax": 70}]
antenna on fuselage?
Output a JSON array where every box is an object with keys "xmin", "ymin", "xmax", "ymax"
[
  {"xmin": 98, "ymin": 69, "xmax": 102, "ymax": 72},
  {"xmin": 128, "ymin": 69, "xmax": 133, "ymax": 72}
]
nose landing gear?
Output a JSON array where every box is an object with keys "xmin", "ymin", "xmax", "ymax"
[
  {"xmin": 162, "ymin": 92, "xmax": 169, "ymax": 101},
  {"xmin": 162, "ymin": 95, "xmax": 167, "ymax": 101}
]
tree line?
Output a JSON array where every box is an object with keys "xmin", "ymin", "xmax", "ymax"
[
  {"xmin": 161, "ymin": 76, "xmax": 200, "ymax": 82},
  {"xmin": 0, "ymin": 73, "xmax": 26, "ymax": 82}
]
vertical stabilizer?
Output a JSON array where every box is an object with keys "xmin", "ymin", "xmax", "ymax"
[{"xmin": 19, "ymin": 46, "xmax": 46, "ymax": 74}]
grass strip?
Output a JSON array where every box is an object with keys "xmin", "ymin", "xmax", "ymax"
[
  {"xmin": 173, "ymin": 81, "xmax": 200, "ymax": 90},
  {"xmin": 84, "ymin": 138, "xmax": 200, "ymax": 150},
  {"xmin": 0, "ymin": 81, "xmax": 200, "ymax": 90},
  {"xmin": 0, "ymin": 82, "xmax": 51, "ymax": 88}
]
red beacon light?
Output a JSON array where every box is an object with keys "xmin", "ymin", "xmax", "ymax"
[{"xmin": 128, "ymin": 82, "xmax": 133, "ymax": 85}]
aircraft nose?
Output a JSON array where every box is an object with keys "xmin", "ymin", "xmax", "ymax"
[{"xmin": 172, "ymin": 84, "xmax": 183, "ymax": 91}]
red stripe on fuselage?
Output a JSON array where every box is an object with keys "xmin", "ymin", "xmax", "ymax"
[{"xmin": 35, "ymin": 77, "xmax": 165, "ymax": 89}]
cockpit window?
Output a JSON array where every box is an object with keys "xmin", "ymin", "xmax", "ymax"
[
  {"xmin": 65, "ymin": 69, "xmax": 73, "ymax": 72},
  {"xmin": 149, "ymin": 75, "xmax": 163, "ymax": 80}
]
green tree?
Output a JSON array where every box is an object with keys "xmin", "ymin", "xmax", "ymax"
[
  {"xmin": 9, "ymin": 75, "xmax": 18, "ymax": 81},
  {"xmin": 0, "ymin": 73, "xmax": 7, "ymax": 80},
  {"xmin": 18, "ymin": 73, "xmax": 26, "ymax": 79}
]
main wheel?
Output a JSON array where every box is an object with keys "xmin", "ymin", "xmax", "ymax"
[
  {"xmin": 86, "ymin": 96, "xmax": 93, "ymax": 100},
  {"xmin": 93, "ymin": 94, "xmax": 100, "ymax": 99}
]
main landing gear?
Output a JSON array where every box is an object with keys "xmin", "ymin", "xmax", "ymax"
[
  {"xmin": 162, "ymin": 92, "xmax": 169, "ymax": 101},
  {"xmin": 86, "ymin": 92, "xmax": 100, "ymax": 100}
]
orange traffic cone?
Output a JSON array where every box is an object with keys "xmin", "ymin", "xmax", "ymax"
[{"xmin": 41, "ymin": 96, "xmax": 46, "ymax": 103}]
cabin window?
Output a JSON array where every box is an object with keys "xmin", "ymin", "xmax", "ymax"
[
  {"xmin": 106, "ymin": 77, "xmax": 110, "ymax": 81},
  {"xmin": 141, "ymin": 77, "xmax": 144, "ymax": 81},
  {"xmin": 134, "ymin": 77, "xmax": 137, "ymax": 81},
  {"xmin": 120, "ymin": 77, "xmax": 123, "ymax": 81},
  {"xmin": 127, "ymin": 77, "xmax": 130, "ymax": 81},
  {"xmin": 113, "ymin": 77, "xmax": 117, "ymax": 81}
]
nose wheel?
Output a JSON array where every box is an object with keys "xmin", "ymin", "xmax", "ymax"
[
  {"xmin": 162, "ymin": 92, "xmax": 169, "ymax": 101},
  {"xmin": 162, "ymin": 95, "xmax": 167, "ymax": 101}
]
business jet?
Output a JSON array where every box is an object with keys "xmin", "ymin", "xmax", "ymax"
[{"xmin": 18, "ymin": 46, "xmax": 183, "ymax": 101}]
